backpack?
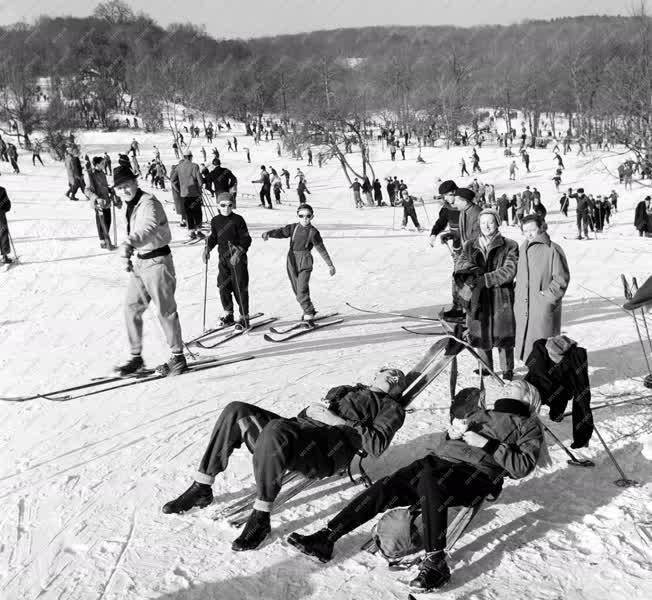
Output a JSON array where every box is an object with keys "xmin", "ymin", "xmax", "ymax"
[{"xmin": 369, "ymin": 505, "xmax": 424, "ymax": 567}]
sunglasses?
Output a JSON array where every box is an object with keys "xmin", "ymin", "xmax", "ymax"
[
  {"xmin": 219, "ymin": 203, "xmax": 233, "ymax": 208},
  {"xmin": 298, "ymin": 213, "xmax": 313, "ymax": 219}
]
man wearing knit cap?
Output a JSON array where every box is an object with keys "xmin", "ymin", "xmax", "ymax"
[
  {"xmin": 288, "ymin": 383, "xmax": 544, "ymax": 591},
  {"xmin": 113, "ymin": 165, "xmax": 187, "ymax": 377}
]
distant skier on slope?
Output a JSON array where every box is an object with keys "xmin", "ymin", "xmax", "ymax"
[
  {"xmin": 287, "ymin": 381, "xmax": 546, "ymax": 592},
  {"xmin": 162, "ymin": 368, "xmax": 408, "ymax": 552},
  {"xmin": 261, "ymin": 204, "xmax": 336, "ymax": 325}
]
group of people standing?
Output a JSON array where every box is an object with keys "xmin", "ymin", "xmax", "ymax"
[{"xmin": 430, "ymin": 179, "xmax": 571, "ymax": 378}]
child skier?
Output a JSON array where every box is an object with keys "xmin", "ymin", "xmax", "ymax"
[{"xmin": 262, "ymin": 204, "xmax": 336, "ymax": 325}]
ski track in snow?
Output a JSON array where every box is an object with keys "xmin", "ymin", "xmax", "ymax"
[{"xmin": 1, "ymin": 117, "xmax": 651, "ymax": 599}]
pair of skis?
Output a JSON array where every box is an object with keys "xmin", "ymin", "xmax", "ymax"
[
  {"xmin": 264, "ymin": 312, "xmax": 343, "ymax": 342},
  {"xmin": 0, "ymin": 355, "xmax": 255, "ymax": 402},
  {"xmin": 191, "ymin": 314, "xmax": 277, "ymax": 349}
]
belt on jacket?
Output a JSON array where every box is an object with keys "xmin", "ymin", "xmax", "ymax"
[{"xmin": 137, "ymin": 245, "xmax": 171, "ymax": 260}]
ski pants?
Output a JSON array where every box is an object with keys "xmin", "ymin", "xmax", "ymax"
[
  {"xmin": 576, "ymin": 211, "xmax": 589, "ymax": 237},
  {"xmin": 402, "ymin": 207, "xmax": 420, "ymax": 228},
  {"xmin": 328, "ymin": 455, "xmax": 497, "ymax": 553},
  {"xmin": 217, "ymin": 253, "xmax": 249, "ymax": 316},
  {"xmin": 183, "ymin": 196, "xmax": 203, "ymax": 231},
  {"xmin": 0, "ymin": 210, "xmax": 10, "ymax": 256},
  {"xmin": 9, "ymin": 157, "xmax": 19, "ymax": 173},
  {"xmin": 286, "ymin": 250, "xmax": 316, "ymax": 316},
  {"xmin": 476, "ymin": 346, "xmax": 514, "ymax": 374},
  {"xmin": 195, "ymin": 401, "xmax": 356, "ymax": 509},
  {"xmin": 353, "ymin": 190, "xmax": 362, "ymax": 208},
  {"xmin": 124, "ymin": 253, "xmax": 184, "ymax": 355},
  {"xmin": 95, "ymin": 208, "xmax": 112, "ymax": 241},
  {"xmin": 260, "ymin": 186, "xmax": 272, "ymax": 208},
  {"xmin": 32, "ymin": 153, "xmax": 44, "ymax": 166},
  {"xmin": 69, "ymin": 176, "xmax": 85, "ymax": 197}
]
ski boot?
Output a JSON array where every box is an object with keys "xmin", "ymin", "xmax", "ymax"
[
  {"xmin": 301, "ymin": 313, "xmax": 316, "ymax": 328},
  {"xmin": 286, "ymin": 528, "xmax": 335, "ymax": 563},
  {"xmin": 231, "ymin": 510, "xmax": 271, "ymax": 551},
  {"xmin": 219, "ymin": 313, "xmax": 235, "ymax": 327},
  {"xmin": 115, "ymin": 355, "xmax": 144, "ymax": 377},
  {"xmin": 440, "ymin": 306, "xmax": 466, "ymax": 324},
  {"xmin": 162, "ymin": 481, "xmax": 213, "ymax": 514},
  {"xmin": 408, "ymin": 551, "xmax": 451, "ymax": 592},
  {"xmin": 235, "ymin": 314, "xmax": 251, "ymax": 330},
  {"xmin": 156, "ymin": 354, "xmax": 188, "ymax": 377}
]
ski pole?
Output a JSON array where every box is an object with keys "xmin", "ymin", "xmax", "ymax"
[
  {"xmin": 202, "ymin": 239, "xmax": 209, "ymax": 332},
  {"xmin": 542, "ymin": 423, "xmax": 595, "ymax": 467},
  {"xmin": 112, "ymin": 201, "xmax": 117, "ymax": 247},
  {"xmin": 228, "ymin": 241, "xmax": 246, "ymax": 327},
  {"xmin": 392, "ymin": 201, "xmax": 397, "ymax": 230},
  {"xmin": 7, "ymin": 227, "xmax": 18, "ymax": 261},
  {"xmin": 592, "ymin": 424, "xmax": 639, "ymax": 487},
  {"xmin": 420, "ymin": 196, "xmax": 431, "ymax": 226}
]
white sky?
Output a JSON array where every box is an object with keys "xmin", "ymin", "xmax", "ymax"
[{"xmin": 0, "ymin": 0, "xmax": 637, "ymax": 39}]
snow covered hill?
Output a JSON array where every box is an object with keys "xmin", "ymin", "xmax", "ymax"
[{"xmin": 0, "ymin": 123, "xmax": 650, "ymax": 600}]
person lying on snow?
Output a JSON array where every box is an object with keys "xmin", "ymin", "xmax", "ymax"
[
  {"xmin": 288, "ymin": 381, "xmax": 549, "ymax": 593},
  {"xmin": 162, "ymin": 368, "xmax": 408, "ymax": 551}
]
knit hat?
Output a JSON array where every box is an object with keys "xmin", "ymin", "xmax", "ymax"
[
  {"xmin": 455, "ymin": 188, "xmax": 475, "ymax": 202},
  {"xmin": 577, "ymin": 187, "xmax": 584, "ymax": 194},
  {"xmin": 438, "ymin": 180, "xmax": 458, "ymax": 195},
  {"xmin": 450, "ymin": 387, "xmax": 483, "ymax": 420},
  {"xmin": 545, "ymin": 335, "xmax": 577, "ymax": 363},
  {"xmin": 113, "ymin": 165, "xmax": 136, "ymax": 186},
  {"xmin": 623, "ymin": 275, "xmax": 652, "ymax": 311},
  {"xmin": 500, "ymin": 380, "xmax": 542, "ymax": 415},
  {"xmin": 479, "ymin": 207, "xmax": 500, "ymax": 226}
]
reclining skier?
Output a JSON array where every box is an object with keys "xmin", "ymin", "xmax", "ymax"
[
  {"xmin": 162, "ymin": 367, "xmax": 408, "ymax": 551},
  {"xmin": 288, "ymin": 381, "xmax": 545, "ymax": 592}
]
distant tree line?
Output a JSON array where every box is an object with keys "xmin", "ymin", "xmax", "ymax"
[{"xmin": 0, "ymin": 0, "xmax": 649, "ymax": 164}]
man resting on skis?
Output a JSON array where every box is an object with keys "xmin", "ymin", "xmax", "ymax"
[
  {"xmin": 162, "ymin": 367, "xmax": 408, "ymax": 551},
  {"xmin": 288, "ymin": 381, "xmax": 546, "ymax": 592}
]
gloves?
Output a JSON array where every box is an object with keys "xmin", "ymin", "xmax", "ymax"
[
  {"xmin": 440, "ymin": 231, "xmax": 455, "ymax": 244},
  {"xmin": 202, "ymin": 247, "xmax": 210, "ymax": 264},
  {"xmin": 262, "ymin": 232, "xmax": 269, "ymax": 241},
  {"xmin": 447, "ymin": 418, "xmax": 468, "ymax": 440},
  {"xmin": 329, "ymin": 265, "xmax": 336, "ymax": 276},
  {"xmin": 119, "ymin": 242, "xmax": 134, "ymax": 259},
  {"xmin": 230, "ymin": 248, "xmax": 242, "ymax": 266},
  {"xmin": 462, "ymin": 430, "xmax": 489, "ymax": 448}
]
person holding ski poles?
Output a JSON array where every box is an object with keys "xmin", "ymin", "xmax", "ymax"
[
  {"xmin": 85, "ymin": 156, "xmax": 122, "ymax": 250},
  {"xmin": 262, "ymin": 204, "xmax": 335, "ymax": 326},
  {"xmin": 203, "ymin": 197, "xmax": 252, "ymax": 328}
]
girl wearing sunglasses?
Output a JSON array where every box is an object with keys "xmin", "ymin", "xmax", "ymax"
[{"xmin": 262, "ymin": 204, "xmax": 336, "ymax": 326}]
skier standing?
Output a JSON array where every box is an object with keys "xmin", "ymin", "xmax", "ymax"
[
  {"xmin": 171, "ymin": 150, "xmax": 204, "ymax": 240},
  {"xmin": 85, "ymin": 156, "xmax": 122, "ymax": 249},
  {"xmin": 7, "ymin": 143, "xmax": 19, "ymax": 173},
  {"xmin": 113, "ymin": 165, "xmax": 186, "ymax": 377},
  {"xmin": 460, "ymin": 157, "xmax": 469, "ymax": 176},
  {"xmin": 350, "ymin": 178, "xmax": 363, "ymax": 208},
  {"xmin": 0, "ymin": 185, "xmax": 13, "ymax": 264},
  {"xmin": 296, "ymin": 177, "xmax": 310, "ymax": 205},
  {"xmin": 262, "ymin": 204, "xmax": 336, "ymax": 324},
  {"xmin": 206, "ymin": 158, "xmax": 237, "ymax": 207},
  {"xmin": 252, "ymin": 165, "xmax": 272, "ymax": 209},
  {"xmin": 203, "ymin": 197, "xmax": 252, "ymax": 327},
  {"xmin": 373, "ymin": 178, "xmax": 383, "ymax": 206},
  {"xmin": 399, "ymin": 190, "xmax": 422, "ymax": 231}
]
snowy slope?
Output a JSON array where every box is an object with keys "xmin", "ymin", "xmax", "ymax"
[{"xmin": 0, "ymin": 122, "xmax": 651, "ymax": 600}]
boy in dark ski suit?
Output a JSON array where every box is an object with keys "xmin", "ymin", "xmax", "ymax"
[
  {"xmin": 203, "ymin": 197, "xmax": 252, "ymax": 326},
  {"xmin": 162, "ymin": 368, "xmax": 408, "ymax": 552},
  {"xmin": 262, "ymin": 204, "xmax": 336, "ymax": 322},
  {"xmin": 399, "ymin": 190, "xmax": 422, "ymax": 230}
]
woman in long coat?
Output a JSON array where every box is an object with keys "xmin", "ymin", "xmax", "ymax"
[
  {"xmin": 514, "ymin": 214, "xmax": 570, "ymax": 361},
  {"xmin": 455, "ymin": 208, "xmax": 519, "ymax": 378}
]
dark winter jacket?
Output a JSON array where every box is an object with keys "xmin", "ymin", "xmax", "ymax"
[
  {"xmin": 436, "ymin": 398, "xmax": 543, "ymax": 481},
  {"xmin": 206, "ymin": 213, "xmax": 251, "ymax": 255},
  {"xmin": 171, "ymin": 158, "xmax": 203, "ymax": 197},
  {"xmin": 634, "ymin": 200, "xmax": 651, "ymax": 231},
  {"xmin": 458, "ymin": 234, "xmax": 519, "ymax": 350},
  {"xmin": 0, "ymin": 187, "xmax": 11, "ymax": 212},
  {"xmin": 514, "ymin": 232, "xmax": 570, "ymax": 361},
  {"xmin": 71, "ymin": 156, "xmax": 84, "ymax": 179},
  {"xmin": 85, "ymin": 169, "xmax": 114, "ymax": 210},
  {"xmin": 573, "ymin": 193, "xmax": 591, "ymax": 215},
  {"xmin": 207, "ymin": 166, "xmax": 237, "ymax": 194},
  {"xmin": 312, "ymin": 384, "xmax": 406, "ymax": 458},
  {"xmin": 430, "ymin": 201, "xmax": 460, "ymax": 238},
  {"xmin": 265, "ymin": 223, "xmax": 333, "ymax": 270},
  {"xmin": 524, "ymin": 339, "xmax": 593, "ymax": 448}
]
